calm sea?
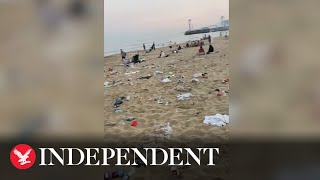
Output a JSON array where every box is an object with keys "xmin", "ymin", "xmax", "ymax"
[{"xmin": 104, "ymin": 30, "xmax": 228, "ymax": 56}]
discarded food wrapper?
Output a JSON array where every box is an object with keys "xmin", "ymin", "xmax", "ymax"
[
  {"xmin": 131, "ymin": 120, "xmax": 138, "ymax": 127},
  {"xmin": 126, "ymin": 117, "xmax": 135, "ymax": 121},
  {"xmin": 104, "ymin": 81, "xmax": 110, "ymax": 87},
  {"xmin": 191, "ymin": 78, "xmax": 200, "ymax": 83},
  {"xmin": 115, "ymin": 109, "xmax": 124, "ymax": 113},
  {"xmin": 203, "ymin": 114, "xmax": 229, "ymax": 126},
  {"xmin": 154, "ymin": 122, "xmax": 173, "ymax": 140},
  {"xmin": 193, "ymin": 73, "xmax": 203, "ymax": 78},
  {"xmin": 177, "ymin": 93, "xmax": 192, "ymax": 100},
  {"xmin": 176, "ymin": 85, "xmax": 192, "ymax": 92},
  {"xmin": 154, "ymin": 71, "xmax": 163, "ymax": 75},
  {"xmin": 139, "ymin": 74, "xmax": 152, "ymax": 80},
  {"xmin": 162, "ymin": 78, "xmax": 171, "ymax": 83},
  {"xmin": 125, "ymin": 71, "xmax": 140, "ymax": 75},
  {"xmin": 114, "ymin": 97, "xmax": 125, "ymax": 108},
  {"xmin": 222, "ymin": 78, "xmax": 229, "ymax": 83}
]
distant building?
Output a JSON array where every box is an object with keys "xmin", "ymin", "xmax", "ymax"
[
  {"xmin": 221, "ymin": 19, "xmax": 229, "ymax": 27},
  {"xmin": 184, "ymin": 16, "xmax": 229, "ymax": 35}
]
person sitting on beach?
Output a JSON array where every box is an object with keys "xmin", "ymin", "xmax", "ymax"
[
  {"xmin": 169, "ymin": 41, "xmax": 172, "ymax": 49},
  {"xmin": 207, "ymin": 44, "xmax": 215, "ymax": 54},
  {"xmin": 177, "ymin": 45, "xmax": 182, "ymax": 50},
  {"xmin": 131, "ymin": 52, "xmax": 145, "ymax": 64},
  {"xmin": 198, "ymin": 45, "xmax": 205, "ymax": 55},
  {"xmin": 186, "ymin": 42, "xmax": 190, "ymax": 48},
  {"xmin": 132, "ymin": 53, "xmax": 140, "ymax": 64},
  {"xmin": 195, "ymin": 41, "xmax": 199, "ymax": 47},
  {"xmin": 120, "ymin": 49, "xmax": 126, "ymax": 59},
  {"xmin": 149, "ymin": 43, "xmax": 156, "ymax": 52},
  {"xmin": 158, "ymin": 51, "xmax": 169, "ymax": 58},
  {"xmin": 215, "ymin": 88, "xmax": 228, "ymax": 97}
]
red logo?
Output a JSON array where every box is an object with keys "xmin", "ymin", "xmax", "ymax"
[{"xmin": 10, "ymin": 144, "xmax": 36, "ymax": 170}]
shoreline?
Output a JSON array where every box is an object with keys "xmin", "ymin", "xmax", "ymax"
[
  {"xmin": 104, "ymin": 31, "xmax": 229, "ymax": 57},
  {"xmin": 104, "ymin": 36, "xmax": 223, "ymax": 58}
]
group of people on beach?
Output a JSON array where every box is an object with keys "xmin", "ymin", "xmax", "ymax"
[
  {"xmin": 220, "ymin": 31, "xmax": 228, "ymax": 39},
  {"xmin": 143, "ymin": 42, "xmax": 156, "ymax": 53},
  {"xmin": 158, "ymin": 44, "xmax": 183, "ymax": 58},
  {"xmin": 120, "ymin": 49, "xmax": 144, "ymax": 66},
  {"xmin": 197, "ymin": 44, "xmax": 215, "ymax": 55},
  {"xmin": 119, "ymin": 31, "xmax": 228, "ymax": 65}
]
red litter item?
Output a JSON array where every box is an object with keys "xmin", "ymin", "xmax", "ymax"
[{"xmin": 131, "ymin": 120, "xmax": 138, "ymax": 127}]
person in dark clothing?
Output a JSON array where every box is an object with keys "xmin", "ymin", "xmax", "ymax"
[
  {"xmin": 143, "ymin": 43, "xmax": 146, "ymax": 51},
  {"xmin": 132, "ymin": 54, "xmax": 139, "ymax": 64},
  {"xmin": 132, "ymin": 52, "xmax": 140, "ymax": 64},
  {"xmin": 152, "ymin": 42, "xmax": 156, "ymax": 50},
  {"xmin": 177, "ymin": 45, "xmax": 182, "ymax": 50},
  {"xmin": 120, "ymin": 49, "xmax": 126, "ymax": 59},
  {"xmin": 208, "ymin": 35, "xmax": 212, "ymax": 44},
  {"xmin": 149, "ymin": 43, "xmax": 155, "ymax": 52},
  {"xmin": 120, "ymin": 49, "xmax": 126, "ymax": 63},
  {"xmin": 158, "ymin": 51, "xmax": 169, "ymax": 58},
  {"xmin": 207, "ymin": 44, "xmax": 214, "ymax": 54}
]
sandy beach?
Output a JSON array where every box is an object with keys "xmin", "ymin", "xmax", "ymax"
[
  {"xmin": 104, "ymin": 37, "xmax": 229, "ymax": 143},
  {"xmin": 104, "ymin": 37, "xmax": 229, "ymax": 179}
]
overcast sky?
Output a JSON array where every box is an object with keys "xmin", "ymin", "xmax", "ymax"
[{"xmin": 104, "ymin": 0, "xmax": 229, "ymax": 33}]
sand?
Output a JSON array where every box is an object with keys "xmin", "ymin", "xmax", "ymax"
[
  {"xmin": 104, "ymin": 37, "xmax": 229, "ymax": 143},
  {"xmin": 104, "ymin": 37, "xmax": 229, "ymax": 178}
]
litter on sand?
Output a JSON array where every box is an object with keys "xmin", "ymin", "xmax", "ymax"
[
  {"xmin": 114, "ymin": 109, "xmax": 124, "ymax": 113},
  {"xmin": 125, "ymin": 71, "xmax": 140, "ymax": 75},
  {"xmin": 177, "ymin": 93, "xmax": 192, "ymax": 100},
  {"xmin": 104, "ymin": 81, "xmax": 110, "ymax": 87},
  {"xmin": 139, "ymin": 74, "xmax": 152, "ymax": 80},
  {"xmin": 154, "ymin": 71, "xmax": 163, "ymax": 75},
  {"xmin": 131, "ymin": 120, "xmax": 138, "ymax": 127},
  {"xmin": 176, "ymin": 85, "xmax": 192, "ymax": 92},
  {"xmin": 203, "ymin": 114, "xmax": 229, "ymax": 126},
  {"xmin": 113, "ymin": 97, "xmax": 126, "ymax": 108},
  {"xmin": 191, "ymin": 78, "xmax": 200, "ymax": 83},
  {"xmin": 193, "ymin": 73, "xmax": 208, "ymax": 78},
  {"xmin": 193, "ymin": 73, "xmax": 203, "ymax": 78},
  {"xmin": 162, "ymin": 78, "xmax": 172, "ymax": 83},
  {"xmin": 154, "ymin": 122, "xmax": 173, "ymax": 140},
  {"xmin": 126, "ymin": 117, "xmax": 135, "ymax": 121}
]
